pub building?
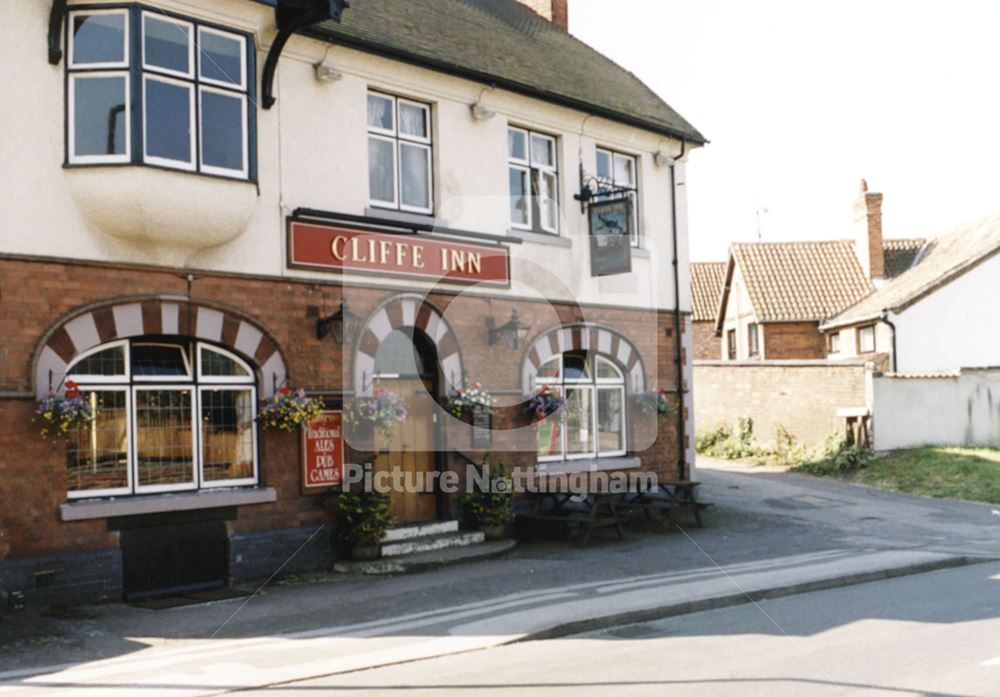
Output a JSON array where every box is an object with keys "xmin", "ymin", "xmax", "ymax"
[{"xmin": 0, "ymin": 0, "xmax": 705, "ymax": 605}]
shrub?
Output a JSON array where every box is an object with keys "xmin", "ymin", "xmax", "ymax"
[
  {"xmin": 794, "ymin": 432, "xmax": 873, "ymax": 475},
  {"xmin": 460, "ymin": 455, "xmax": 513, "ymax": 529},
  {"xmin": 336, "ymin": 484, "xmax": 394, "ymax": 546},
  {"xmin": 696, "ymin": 417, "xmax": 762, "ymax": 459}
]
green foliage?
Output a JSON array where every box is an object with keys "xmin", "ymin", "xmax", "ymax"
[
  {"xmin": 336, "ymin": 483, "xmax": 394, "ymax": 546},
  {"xmin": 792, "ymin": 432, "xmax": 873, "ymax": 475},
  {"xmin": 460, "ymin": 454, "xmax": 514, "ymax": 529},
  {"xmin": 770, "ymin": 424, "xmax": 807, "ymax": 467},
  {"xmin": 696, "ymin": 417, "xmax": 762, "ymax": 459},
  {"xmin": 852, "ymin": 447, "xmax": 1000, "ymax": 504}
]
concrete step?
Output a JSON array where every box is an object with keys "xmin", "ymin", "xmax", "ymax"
[
  {"xmin": 381, "ymin": 530, "xmax": 485, "ymax": 557},
  {"xmin": 334, "ymin": 539, "xmax": 516, "ymax": 575},
  {"xmin": 383, "ymin": 520, "xmax": 459, "ymax": 543}
]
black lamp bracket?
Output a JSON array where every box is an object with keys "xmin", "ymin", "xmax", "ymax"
[
  {"xmin": 573, "ymin": 163, "xmax": 636, "ymax": 214},
  {"xmin": 262, "ymin": 0, "xmax": 349, "ymax": 110},
  {"xmin": 48, "ymin": 0, "xmax": 68, "ymax": 65}
]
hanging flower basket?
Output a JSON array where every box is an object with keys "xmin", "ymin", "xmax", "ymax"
[
  {"xmin": 35, "ymin": 381, "xmax": 95, "ymax": 440},
  {"xmin": 526, "ymin": 385, "xmax": 566, "ymax": 423},
  {"xmin": 635, "ymin": 388, "xmax": 674, "ymax": 416},
  {"xmin": 256, "ymin": 387, "xmax": 325, "ymax": 432},
  {"xmin": 445, "ymin": 380, "xmax": 496, "ymax": 420},
  {"xmin": 343, "ymin": 388, "xmax": 408, "ymax": 439}
]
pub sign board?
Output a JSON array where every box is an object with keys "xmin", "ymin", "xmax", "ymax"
[
  {"xmin": 301, "ymin": 410, "xmax": 345, "ymax": 493},
  {"xmin": 588, "ymin": 198, "xmax": 633, "ymax": 276},
  {"xmin": 288, "ymin": 219, "xmax": 510, "ymax": 286}
]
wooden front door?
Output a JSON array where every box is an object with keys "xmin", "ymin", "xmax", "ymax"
[{"xmin": 374, "ymin": 377, "xmax": 438, "ymax": 524}]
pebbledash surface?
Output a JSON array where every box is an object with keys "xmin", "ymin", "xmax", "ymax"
[{"xmin": 0, "ymin": 0, "xmax": 703, "ymax": 606}]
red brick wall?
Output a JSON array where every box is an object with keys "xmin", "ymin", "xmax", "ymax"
[
  {"xmin": 692, "ymin": 320, "xmax": 719, "ymax": 360},
  {"xmin": 763, "ymin": 321, "xmax": 827, "ymax": 360},
  {"xmin": 693, "ymin": 361, "xmax": 870, "ymax": 448},
  {"xmin": 0, "ymin": 256, "xmax": 688, "ymax": 556}
]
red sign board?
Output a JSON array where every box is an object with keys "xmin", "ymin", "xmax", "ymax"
[
  {"xmin": 301, "ymin": 411, "xmax": 344, "ymax": 492},
  {"xmin": 288, "ymin": 220, "xmax": 510, "ymax": 286}
]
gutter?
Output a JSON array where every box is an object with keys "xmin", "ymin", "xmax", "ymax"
[{"xmin": 668, "ymin": 142, "xmax": 688, "ymax": 480}]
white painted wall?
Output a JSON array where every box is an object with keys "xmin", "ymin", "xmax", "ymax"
[
  {"xmin": 719, "ymin": 264, "xmax": 757, "ymax": 360},
  {"xmin": 872, "ymin": 368, "xmax": 1000, "ymax": 450},
  {"xmin": 2, "ymin": 0, "xmax": 697, "ymax": 313},
  {"xmin": 890, "ymin": 252, "xmax": 1000, "ymax": 373}
]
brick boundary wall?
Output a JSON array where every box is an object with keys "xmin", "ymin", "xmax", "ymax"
[{"xmin": 693, "ymin": 360, "xmax": 871, "ymax": 449}]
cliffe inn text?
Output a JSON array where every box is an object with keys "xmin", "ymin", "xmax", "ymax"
[{"xmin": 288, "ymin": 220, "xmax": 511, "ymax": 285}]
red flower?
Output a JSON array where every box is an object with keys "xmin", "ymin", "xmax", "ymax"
[
  {"xmin": 278, "ymin": 386, "xmax": 291, "ymax": 396},
  {"xmin": 65, "ymin": 380, "xmax": 80, "ymax": 399}
]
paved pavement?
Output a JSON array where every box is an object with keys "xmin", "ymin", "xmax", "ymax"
[
  {"xmin": 258, "ymin": 560, "xmax": 1000, "ymax": 696},
  {"xmin": 0, "ymin": 459, "xmax": 998, "ymax": 695}
]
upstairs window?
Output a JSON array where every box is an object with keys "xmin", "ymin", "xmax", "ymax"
[
  {"xmin": 858, "ymin": 325, "xmax": 877, "ymax": 354},
  {"xmin": 828, "ymin": 331, "xmax": 841, "ymax": 354},
  {"xmin": 727, "ymin": 329, "xmax": 737, "ymax": 360},
  {"xmin": 368, "ymin": 92, "xmax": 433, "ymax": 214},
  {"xmin": 66, "ymin": 7, "xmax": 254, "ymax": 180},
  {"xmin": 596, "ymin": 148, "xmax": 639, "ymax": 246},
  {"xmin": 508, "ymin": 127, "xmax": 559, "ymax": 234},
  {"xmin": 748, "ymin": 323, "xmax": 760, "ymax": 357}
]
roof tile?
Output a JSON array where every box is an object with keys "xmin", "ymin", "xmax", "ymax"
[{"xmin": 690, "ymin": 262, "xmax": 725, "ymax": 321}]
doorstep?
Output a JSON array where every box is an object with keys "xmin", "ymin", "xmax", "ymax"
[{"xmin": 333, "ymin": 539, "xmax": 516, "ymax": 575}]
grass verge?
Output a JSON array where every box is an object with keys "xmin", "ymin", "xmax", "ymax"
[{"xmin": 842, "ymin": 447, "xmax": 1000, "ymax": 505}]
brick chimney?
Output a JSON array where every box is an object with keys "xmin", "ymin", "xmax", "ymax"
[
  {"xmin": 853, "ymin": 179, "xmax": 884, "ymax": 279},
  {"xmin": 517, "ymin": 0, "xmax": 569, "ymax": 31}
]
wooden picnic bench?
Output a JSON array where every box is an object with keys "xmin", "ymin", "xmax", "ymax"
[
  {"xmin": 517, "ymin": 490, "xmax": 627, "ymax": 545},
  {"xmin": 616, "ymin": 480, "xmax": 713, "ymax": 528}
]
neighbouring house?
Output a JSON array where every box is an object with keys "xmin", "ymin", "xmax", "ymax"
[
  {"xmin": 711, "ymin": 183, "xmax": 924, "ymax": 361},
  {"xmin": 822, "ymin": 214, "xmax": 1000, "ymax": 373},
  {"xmin": 0, "ymin": 0, "xmax": 705, "ymax": 606},
  {"xmin": 690, "ymin": 262, "xmax": 726, "ymax": 360}
]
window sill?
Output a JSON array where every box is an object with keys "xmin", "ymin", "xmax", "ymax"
[
  {"xmin": 365, "ymin": 207, "xmax": 440, "ymax": 227},
  {"xmin": 60, "ymin": 486, "xmax": 277, "ymax": 521},
  {"xmin": 537, "ymin": 456, "xmax": 640, "ymax": 475},
  {"xmin": 507, "ymin": 229, "xmax": 572, "ymax": 247},
  {"xmin": 632, "ymin": 247, "xmax": 650, "ymax": 259}
]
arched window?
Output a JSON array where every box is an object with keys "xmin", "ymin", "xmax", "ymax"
[
  {"xmin": 533, "ymin": 351, "xmax": 626, "ymax": 461},
  {"xmin": 64, "ymin": 338, "xmax": 257, "ymax": 499}
]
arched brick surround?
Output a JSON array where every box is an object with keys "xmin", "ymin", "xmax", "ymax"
[
  {"xmin": 33, "ymin": 297, "xmax": 287, "ymax": 398},
  {"xmin": 353, "ymin": 294, "xmax": 463, "ymax": 396},
  {"xmin": 521, "ymin": 324, "xmax": 647, "ymax": 393}
]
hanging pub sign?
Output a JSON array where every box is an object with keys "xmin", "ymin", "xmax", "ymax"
[
  {"xmin": 588, "ymin": 197, "xmax": 633, "ymax": 276},
  {"xmin": 288, "ymin": 219, "xmax": 510, "ymax": 286},
  {"xmin": 301, "ymin": 410, "xmax": 345, "ymax": 493}
]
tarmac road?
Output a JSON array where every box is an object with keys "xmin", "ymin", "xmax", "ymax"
[{"xmin": 258, "ymin": 559, "xmax": 1000, "ymax": 697}]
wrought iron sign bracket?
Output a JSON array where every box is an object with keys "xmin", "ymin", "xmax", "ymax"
[
  {"xmin": 262, "ymin": 0, "xmax": 349, "ymax": 110},
  {"xmin": 572, "ymin": 163, "xmax": 636, "ymax": 214},
  {"xmin": 48, "ymin": 0, "xmax": 68, "ymax": 65}
]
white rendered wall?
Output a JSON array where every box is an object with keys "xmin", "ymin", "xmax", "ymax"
[{"xmin": 2, "ymin": 0, "xmax": 697, "ymax": 314}]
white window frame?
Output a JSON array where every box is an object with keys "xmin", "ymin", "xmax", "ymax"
[
  {"xmin": 65, "ymin": 386, "xmax": 133, "ymax": 500},
  {"xmin": 196, "ymin": 342, "xmax": 255, "ymax": 383},
  {"xmin": 67, "ymin": 8, "xmax": 130, "ymax": 70},
  {"xmin": 508, "ymin": 126, "xmax": 559, "ymax": 234},
  {"xmin": 829, "ymin": 331, "xmax": 841, "ymax": 354},
  {"xmin": 142, "ymin": 74, "xmax": 197, "ymax": 171},
  {"xmin": 533, "ymin": 352, "xmax": 627, "ymax": 462},
  {"xmin": 68, "ymin": 72, "xmax": 132, "ymax": 165},
  {"xmin": 197, "ymin": 25, "xmax": 247, "ymax": 90},
  {"xmin": 130, "ymin": 341, "xmax": 193, "ymax": 382},
  {"xmin": 596, "ymin": 147, "xmax": 640, "ymax": 246},
  {"xmin": 858, "ymin": 325, "xmax": 877, "ymax": 354},
  {"xmin": 141, "ymin": 11, "xmax": 195, "ymax": 80},
  {"xmin": 197, "ymin": 385, "xmax": 259, "ymax": 489},
  {"xmin": 198, "ymin": 85, "xmax": 249, "ymax": 178},
  {"xmin": 65, "ymin": 339, "xmax": 130, "ymax": 385},
  {"xmin": 367, "ymin": 91, "xmax": 434, "ymax": 214},
  {"xmin": 131, "ymin": 384, "xmax": 199, "ymax": 495}
]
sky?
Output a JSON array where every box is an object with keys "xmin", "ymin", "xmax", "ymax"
[{"xmin": 571, "ymin": 0, "xmax": 1000, "ymax": 261}]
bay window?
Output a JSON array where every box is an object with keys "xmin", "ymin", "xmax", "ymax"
[
  {"xmin": 66, "ymin": 7, "xmax": 253, "ymax": 180},
  {"xmin": 596, "ymin": 148, "xmax": 639, "ymax": 246},
  {"xmin": 508, "ymin": 127, "xmax": 559, "ymax": 234},
  {"xmin": 534, "ymin": 352, "xmax": 627, "ymax": 461},
  {"xmin": 65, "ymin": 339, "xmax": 258, "ymax": 499},
  {"xmin": 368, "ymin": 92, "xmax": 433, "ymax": 213}
]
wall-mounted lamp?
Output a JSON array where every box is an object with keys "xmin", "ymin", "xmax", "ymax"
[
  {"xmin": 313, "ymin": 59, "xmax": 343, "ymax": 83},
  {"xmin": 653, "ymin": 149, "xmax": 674, "ymax": 167},
  {"xmin": 487, "ymin": 308, "xmax": 531, "ymax": 349},
  {"xmin": 470, "ymin": 100, "xmax": 496, "ymax": 121},
  {"xmin": 317, "ymin": 298, "xmax": 361, "ymax": 344}
]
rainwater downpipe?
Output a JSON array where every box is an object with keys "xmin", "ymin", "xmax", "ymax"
[
  {"xmin": 881, "ymin": 311, "xmax": 898, "ymax": 372},
  {"xmin": 669, "ymin": 141, "xmax": 687, "ymax": 480}
]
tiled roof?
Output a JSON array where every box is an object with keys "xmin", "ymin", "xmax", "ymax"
[
  {"xmin": 726, "ymin": 241, "xmax": 874, "ymax": 323},
  {"xmin": 690, "ymin": 262, "xmax": 726, "ymax": 322},
  {"xmin": 828, "ymin": 214, "xmax": 1000, "ymax": 327},
  {"xmin": 883, "ymin": 238, "xmax": 928, "ymax": 278},
  {"xmin": 295, "ymin": 0, "xmax": 705, "ymax": 143}
]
